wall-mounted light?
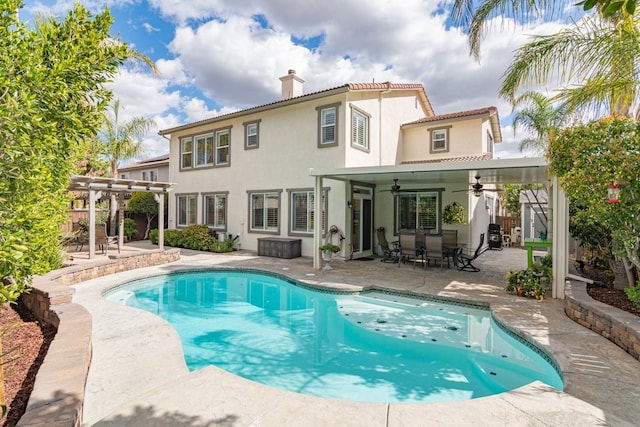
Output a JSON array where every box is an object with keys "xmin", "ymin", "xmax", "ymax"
[{"xmin": 347, "ymin": 200, "xmax": 352, "ymax": 209}]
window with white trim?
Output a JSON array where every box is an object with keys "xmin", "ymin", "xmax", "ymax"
[
  {"xmin": 396, "ymin": 192, "xmax": 440, "ymax": 234},
  {"xmin": 244, "ymin": 121, "xmax": 259, "ymax": 149},
  {"xmin": 317, "ymin": 104, "xmax": 340, "ymax": 147},
  {"xmin": 177, "ymin": 194, "xmax": 197, "ymax": 227},
  {"xmin": 204, "ymin": 193, "xmax": 227, "ymax": 230},
  {"xmin": 250, "ymin": 192, "xmax": 280, "ymax": 232},
  {"xmin": 195, "ymin": 134, "xmax": 214, "ymax": 167},
  {"xmin": 180, "ymin": 128, "xmax": 231, "ymax": 169},
  {"xmin": 290, "ymin": 190, "xmax": 327, "ymax": 234},
  {"xmin": 351, "ymin": 108, "xmax": 369, "ymax": 150},
  {"xmin": 180, "ymin": 137, "xmax": 193, "ymax": 169},
  {"xmin": 430, "ymin": 128, "xmax": 449, "ymax": 153}
]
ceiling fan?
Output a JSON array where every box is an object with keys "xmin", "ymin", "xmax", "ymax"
[
  {"xmin": 453, "ymin": 175, "xmax": 502, "ymax": 197},
  {"xmin": 378, "ymin": 179, "xmax": 401, "ymax": 195}
]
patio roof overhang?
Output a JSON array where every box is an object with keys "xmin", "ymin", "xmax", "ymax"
[
  {"xmin": 308, "ymin": 157, "xmax": 550, "ymax": 186},
  {"xmin": 308, "ymin": 157, "xmax": 569, "ymax": 300},
  {"xmin": 68, "ymin": 175, "xmax": 175, "ymax": 259}
]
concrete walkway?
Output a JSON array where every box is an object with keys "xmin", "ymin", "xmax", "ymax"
[{"xmin": 70, "ymin": 244, "xmax": 640, "ymax": 426}]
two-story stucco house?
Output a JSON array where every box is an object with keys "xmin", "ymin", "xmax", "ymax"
[{"xmin": 159, "ymin": 70, "xmax": 503, "ymax": 259}]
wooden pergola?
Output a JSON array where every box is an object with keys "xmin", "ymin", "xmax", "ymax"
[{"xmin": 68, "ymin": 175, "xmax": 174, "ymax": 259}]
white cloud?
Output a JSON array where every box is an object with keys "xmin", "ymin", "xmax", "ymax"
[{"xmin": 26, "ymin": 0, "xmax": 576, "ymax": 161}]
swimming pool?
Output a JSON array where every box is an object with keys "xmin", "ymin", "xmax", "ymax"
[{"xmin": 105, "ymin": 269, "xmax": 563, "ymax": 403}]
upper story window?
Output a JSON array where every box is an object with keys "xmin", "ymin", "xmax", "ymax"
[
  {"xmin": 120, "ymin": 173, "xmax": 128, "ymax": 179},
  {"xmin": 177, "ymin": 194, "xmax": 197, "ymax": 227},
  {"xmin": 180, "ymin": 127, "xmax": 231, "ymax": 170},
  {"xmin": 180, "ymin": 137, "xmax": 193, "ymax": 169},
  {"xmin": 142, "ymin": 170, "xmax": 158, "ymax": 181},
  {"xmin": 316, "ymin": 103, "xmax": 340, "ymax": 147},
  {"xmin": 289, "ymin": 189, "xmax": 328, "ymax": 235},
  {"xmin": 429, "ymin": 127, "xmax": 450, "ymax": 153},
  {"xmin": 195, "ymin": 134, "xmax": 214, "ymax": 167},
  {"xmin": 204, "ymin": 193, "xmax": 227, "ymax": 230},
  {"xmin": 249, "ymin": 191, "xmax": 281, "ymax": 233},
  {"xmin": 487, "ymin": 130, "xmax": 494, "ymax": 153},
  {"xmin": 215, "ymin": 129, "xmax": 230, "ymax": 165},
  {"xmin": 244, "ymin": 120, "xmax": 260, "ymax": 149},
  {"xmin": 351, "ymin": 107, "xmax": 369, "ymax": 151}
]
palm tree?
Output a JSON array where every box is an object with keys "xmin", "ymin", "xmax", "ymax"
[
  {"xmin": 100, "ymin": 99, "xmax": 155, "ymax": 232},
  {"xmin": 511, "ymin": 91, "xmax": 566, "ymax": 154},
  {"xmin": 500, "ymin": 13, "xmax": 640, "ymax": 119},
  {"xmin": 450, "ymin": 0, "xmax": 634, "ymax": 60}
]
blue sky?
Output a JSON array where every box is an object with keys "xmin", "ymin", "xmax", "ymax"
[{"xmin": 20, "ymin": 0, "xmax": 569, "ymax": 161}]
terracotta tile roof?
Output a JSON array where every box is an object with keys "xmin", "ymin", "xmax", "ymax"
[
  {"xmin": 160, "ymin": 82, "xmax": 434, "ymax": 135},
  {"xmin": 346, "ymin": 82, "xmax": 425, "ymax": 91},
  {"xmin": 401, "ymin": 153, "xmax": 493, "ymax": 164},
  {"xmin": 402, "ymin": 106, "xmax": 498, "ymax": 126}
]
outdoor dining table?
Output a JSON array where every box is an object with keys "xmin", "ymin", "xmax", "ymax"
[{"xmin": 443, "ymin": 244, "xmax": 466, "ymax": 268}]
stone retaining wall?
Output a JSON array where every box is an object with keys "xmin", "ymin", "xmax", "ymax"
[
  {"xmin": 17, "ymin": 248, "xmax": 180, "ymax": 427},
  {"xmin": 564, "ymin": 280, "xmax": 640, "ymax": 361}
]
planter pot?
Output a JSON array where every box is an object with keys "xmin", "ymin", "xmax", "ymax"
[
  {"xmin": 322, "ymin": 251, "xmax": 334, "ymax": 270},
  {"xmin": 516, "ymin": 286, "xmax": 525, "ymax": 297}
]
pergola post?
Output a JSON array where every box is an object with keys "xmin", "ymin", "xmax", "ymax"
[
  {"xmin": 88, "ymin": 189, "xmax": 101, "ymax": 259},
  {"xmin": 118, "ymin": 193, "xmax": 125, "ymax": 250},
  {"xmin": 154, "ymin": 193, "xmax": 165, "ymax": 250}
]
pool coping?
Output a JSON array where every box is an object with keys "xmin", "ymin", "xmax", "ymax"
[{"xmin": 19, "ymin": 250, "xmax": 639, "ymax": 426}]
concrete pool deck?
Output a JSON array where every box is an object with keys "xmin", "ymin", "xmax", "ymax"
[{"xmin": 69, "ymin": 244, "xmax": 640, "ymax": 426}]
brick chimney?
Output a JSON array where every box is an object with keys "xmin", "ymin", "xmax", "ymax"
[{"xmin": 279, "ymin": 69, "xmax": 304, "ymax": 99}]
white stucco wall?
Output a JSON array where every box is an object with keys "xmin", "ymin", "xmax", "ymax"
[{"xmin": 402, "ymin": 116, "xmax": 491, "ymax": 162}]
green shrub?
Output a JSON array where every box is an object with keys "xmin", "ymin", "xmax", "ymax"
[
  {"xmin": 181, "ymin": 225, "xmax": 215, "ymax": 251},
  {"xmin": 157, "ymin": 226, "xmax": 234, "ymax": 253},
  {"xmin": 211, "ymin": 237, "xmax": 234, "ymax": 253},
  {"xmin": 164, "ymin": 229, "xmax": 184, "ymax": 247},
  {"xmin": 116, "ymin": 218, "xmax": 138, "ymax": 239},
  {"xmin": 149, "ymin": 229, "xmax": 158, "ymax": 244},
  {"xmin": 625, "ymin": 281, "xmax": 640, "ymax": 310}
]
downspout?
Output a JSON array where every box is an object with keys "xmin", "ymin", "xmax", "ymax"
[{"xmin": 378, "ymin": 82, "xmax": 392, "ymax": 166}]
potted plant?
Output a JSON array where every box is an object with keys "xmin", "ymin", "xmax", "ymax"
[
  {"xmin": 505, "ymin": 267, "xmax": 550, "ymax": 300},
  {"xmin": 319, "ymin": 243, "xmax": 341, "ymax": 270},
  {"xmin": 443, "ymin": 202, "xmax": 465, "ymax": 224},
  {"xmin": 505, "ymin": 270, "xmax": 525, "ymax": 296}
]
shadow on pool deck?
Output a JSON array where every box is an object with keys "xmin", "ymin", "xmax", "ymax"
[{"xmin": 68, "ymin": 242, "xmax": 640, "ymax": 426}]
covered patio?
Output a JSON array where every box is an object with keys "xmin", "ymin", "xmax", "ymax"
[{"xmin": 310, "ymin": 157, "xmax": 570, "ymax": 299}]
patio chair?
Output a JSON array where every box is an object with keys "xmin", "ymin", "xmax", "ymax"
[
  {"xmin": 457, "ymin": 233, "xmax": 487, "ymax": 272},
  {"xmin": 442, "ymin": 229, "xmax": 458, "ymax": 266},
  {"xmin": 95, "ymin": 224, "xmax": 120, "ymax": 255},
  {"xmin": 398, "ymin": 232, "xmax": 422, "ymax": 268},
  {"xmin": 377, "ymin": 227, "xmax": 400, "ymax": 263},
  {"xmin": 424, "ymin": 235, "xmax": 447, "ymax": 271},
  {"xmin": 72, "ymin": 222, "xmax": 89, "ymax": 252}
]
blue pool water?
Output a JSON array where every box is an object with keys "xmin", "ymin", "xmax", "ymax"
[{"xmin": 105, "ymin": 269, "xmax": 563, "ymax": 403}]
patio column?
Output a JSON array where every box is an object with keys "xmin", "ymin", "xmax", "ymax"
[
  {"xmin": 88, "ymin": 189, "xmax": 102, "ymax": 259},
  {"xmin": 551, "ymin": 176, "xmax": 569, "ymax": 299},
  {"xmin": 313, "ymin": 175, "xmax": 323, "ymax": 269},
  {"xmin": 154, "ymin": 193, "xmax": 165, "ymax": 250}
]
